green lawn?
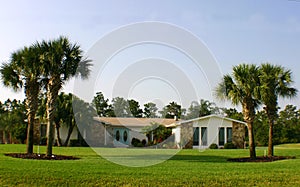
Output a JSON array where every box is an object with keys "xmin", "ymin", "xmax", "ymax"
[{"xmin": 0, "ymin": 144, "xmax": 300, "ymax": 186}]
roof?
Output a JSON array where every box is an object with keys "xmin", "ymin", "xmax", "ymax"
[
  {"xmin": 93, "ymin": 117, "xmax": 179, "ymax": 127},
  {"xmin": 173, "ymin": 114, "xmax": 247, "ymax": 127}
]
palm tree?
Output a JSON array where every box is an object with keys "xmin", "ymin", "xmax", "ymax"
[
  {"xmin": 53, "ymin": 93, "xmax": 67, "ymax": 146},
  {"xmin": 38, "ymin": 36, "xmax": 91, "ymax": 156},
  {"xmin": 0, "ymin": 46, "xmax": 42, "ymax": 154},
  {"xmin": 59, "ymin": 93, "xmax": 74, "ymax": 146},
  {"xmin": 216, "ymin": 64, "xmax": 260, "ymax": 159},
  {"xmin": 72, "ymin": 95, "xmax": 96, "ymax": 146},
  {"xmin": 259, "ymin": 63, "xmax": 297, "ymax": 157}
]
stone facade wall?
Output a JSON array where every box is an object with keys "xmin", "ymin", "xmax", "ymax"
[
  {"xmin": 85, "ymin": 122, "xmax": 103, "ymax": 146},
  {"xmin": 232, "ymin": 122, "xmax": 246, "ymax": 149},
  {"xmin": 105, "ymin": 126, "xmax": 114, "ymax": 146},
  {"xmin": 180, "ymin": 122, "xmax": 193, "ymax": 149}
]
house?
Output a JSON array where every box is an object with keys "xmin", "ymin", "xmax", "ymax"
[
  {"xmin": 33, "ymin": 121, "xmax": 80, "ymax": 146},
  {"xmin": 83, "ymin": 117, "xmax": 178, "ymax": 147},
  {"xmin": 169, "ymin": 114, "xmax": 246, "ymax": 149},
  {"xmin": 36, "ymin": 115, "xmax": 246, "ymax": 149}
]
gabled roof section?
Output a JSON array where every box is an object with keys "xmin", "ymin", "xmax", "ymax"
[
  {"xmin": 93, "ymin": 117, "xmax": 179, "ymax": 127},
  {"xmin": 174, "ymin": 114, "xmax": 247, "ymax": 126}
]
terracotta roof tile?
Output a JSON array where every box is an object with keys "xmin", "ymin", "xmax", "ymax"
[{"xmin": 93, "ymin": 117, "xmax": 178, "ymax": 127}]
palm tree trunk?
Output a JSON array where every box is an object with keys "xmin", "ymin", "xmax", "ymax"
[
  {"xmin": 46, "ymin": 119, "xmax": 55, "ymax": 156},
  {"xmin": 55, "ymin": 123, "xmax": 62, "ymax": 147},
  {"xmin": 247, "ymin": 122, "xmax": 256, "ymax": 159},
  {"xmin": 265, "ymin": 107, "xmax": 276, "ymax": 157},
  {"xmin": 26, "ymin": 105, "xmax": 36, "ymax": 153},
  {"xmin": 243, "ymin": 101, "xmax": 256, "ymax": 159},
  {"xmin": 64, "ymin": 124, "xmax": 74, "ymax": 146},
  {"xmin": 268, "ymin": 120, "xmax": 274, "ymax": 157},
  {"xmin": 46, "ymin": 76, "xmax": 61, "ymax": 156},
  {"xmin": 25, "ymin": 81, "xmax": 39, "ymax": 154},
  {"xmin": 26, "ymin": 118, "xmax": 34, "ymax": 153}
]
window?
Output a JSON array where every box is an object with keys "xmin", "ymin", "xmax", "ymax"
[
  {"xmin": 201, "ymin": 127, "xmax": 207, "ymax": 146},
  {"xmin": 219, "ymin": 127, "xmax": 225, "ymax": 146},
  {"xmin": 193, "ymin": 127, "xmax": 199, "ymax": 146},
  {"xmin": 227, "ymin": 127, "xmax": 232, "ymax": 143},
  {"xmin": 116, "ymin": 130, "xmax": 120, "ymax": 141},
  {"xmin": 123, "ymin": 130, "xmax": 128, "ymax": 142}
]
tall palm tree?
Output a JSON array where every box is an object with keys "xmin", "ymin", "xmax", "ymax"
[
  {"xmin": 259, "ymin": 63, "xmax": 297, "ymax": 157},
  {"xmin": 72, "ymin": 95, "xmax": 96, "ymax": 146},
  {"xmin": 0, "ymin": 46, "xmax": 42, "ymax": 154},
  {"xmin": 58, "ymin": 93, "xmax": 74, "ymax": 146},
  {"xmin": 38, "ymin": 36, "xmax": 91, "ymax": 156},
  {"xmin": 53, "ymin": 92, "xmax": 69, "ymax": 146},
  {"xmin": 216, "ymin": 64, "xmax": 260, "ymax": 159}
]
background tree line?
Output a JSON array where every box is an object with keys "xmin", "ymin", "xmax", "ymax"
[
  {"xmin": 92, "ymin": 91, "xmax": 222, "ymax": 119},
  {"xmin": 1, "ymin": 92, "xmax": 300, "ymax": 149},
  {"xmin": 0, "ymin": 93, "xmax": 94, "ymax": 146},
  {"xmin": 0, "ymin": 99, "xmax": 27, "ymax": 144}
]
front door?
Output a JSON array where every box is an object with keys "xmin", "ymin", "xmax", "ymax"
[{"xmin": 113, "ymin": 128, "xmax": 129, "ymax": 146}]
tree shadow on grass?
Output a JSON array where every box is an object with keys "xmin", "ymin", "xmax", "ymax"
[
  {"xmin": 169, "ymin": 154, "xmax": 229, "ymax": 163},
  {"xmin": 228, "ymin": 156, "xmax": 296, "ymax": 162},
  {"xmin": 5, "ymin": 153, "xmax": 80, "ymax": 160},
  {"xmin": 170, "ymin": 154, "xmax": 297, "ymax": 163}
]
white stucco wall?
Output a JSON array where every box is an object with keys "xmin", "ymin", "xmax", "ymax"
[
  {"xmin": 172, "ymin": 127, "xmax": 181, "ymax": 146},
  {"xmin": 175, "ymin": 116, "xmax": 235, "ymax": 148},
  {"xmin": 192, "ymin": 117, "xmax": 232, "ymax": 148},
  {"xmin": 55, "ymin": 126, "xmax": 78, "ymax": 144}
]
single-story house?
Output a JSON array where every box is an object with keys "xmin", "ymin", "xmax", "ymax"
[
  {"xmin": 169, "ymin": 114, "xmax": 247, "ymax": 149},
  {"xmin": 33, "ymin": 115, "xmax": 246, "ymax": 149},
  {"xmin": 81, "ymin": 115, "xmax": 246, "ymax": 148},
  {"xmin": 34, "ymin": 121, "xmax": 79, "ymax": 146},
  {"xmin": 82, "ymin": 117, "xmax": 178, "ymax": 147}
]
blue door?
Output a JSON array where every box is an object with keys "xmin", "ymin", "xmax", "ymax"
[{"xmin": 114, "ymin": 128, "xmax": 129, "ymax": 145}]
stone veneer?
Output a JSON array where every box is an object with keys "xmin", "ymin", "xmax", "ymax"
[
  {"xmin": 180, "ymin": 122, "xmax": 193, "ymax": 149},
  {"xmin": 232, "ymin": 122, "xmax": 246, "ymax": 149},
  {"xmin": 84, "ymin": 122, "xmax": 114, "ymax": 147}
]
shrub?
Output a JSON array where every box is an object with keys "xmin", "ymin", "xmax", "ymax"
[
  {"xmin": 69, "ymin": 139, "xmax": 80, "ymax": 147},
  {"xmin": 40, "ymin": 136, "xmax": 47, "ymax": 145},
  {"xmin": 162, "ymin": 142, "xmax": 178, "ymax": 149},
  {"xmin": 209, "ymin": 143, "xmax": 218, "ymax": 149},
  {"xmin": 131, "ymin": 138, "xmax": 144, "ymax": 147},
  {"xmin": 141, "ymin": 139, "xmax": 147, "ymax": 146},
  {"xmin": 79, "ymin": 138, "xmax": 89, "ymax": 147},
  {"xmin": 224, "ymin": 142, "xmax": 237, "ymax": 149},
  {"xmin": 11, "ymin": 124, "xmax": 27, "ymax": 144}
]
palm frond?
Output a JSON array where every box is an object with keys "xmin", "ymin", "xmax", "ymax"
[{"xmin": 0, "ymin": 62, "xmax": 23, "ymax": 91}]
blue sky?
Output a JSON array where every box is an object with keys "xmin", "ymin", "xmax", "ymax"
[{"xmin": 0, "ymin": 0, "xmax": 299, "ymax": 110}]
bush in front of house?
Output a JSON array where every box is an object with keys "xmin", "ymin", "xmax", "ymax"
[
  {"xmin": 131, "ymin": 138, "xmax": 145, "ymax": 147},
  {"xmin": 141, "ymin": 139, "xmax": 147, "ymax": 146},
  {"xmin": 40, "ymin": 136, "xmax": 47, "ymax": 145},
  {"xmin": 209, "ymin": 143, "xmax": 218, "ymax": 149},
  {"xmin": 224, "ymin": 142, "xmax": 237, "ymax": 149},
  {"xmin": 162, "ymin": 142, "xmax": 178, "ymax": 149},
  {"xmin": 69, "ymin": 139, "xmax": 80, "ymax": 147},
  {"xmin": 79, "ymin": 138, "xmax": 89, "ymax": 147}
]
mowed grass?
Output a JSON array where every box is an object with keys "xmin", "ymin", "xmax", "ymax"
[{"xmin": 0, "ymin": 144, "xmax": 300, "ymax": 186}]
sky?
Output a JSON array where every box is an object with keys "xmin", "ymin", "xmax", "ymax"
[{"xmin": 0, "ymin": 0, "xmax": 300, "ymax": 111}]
